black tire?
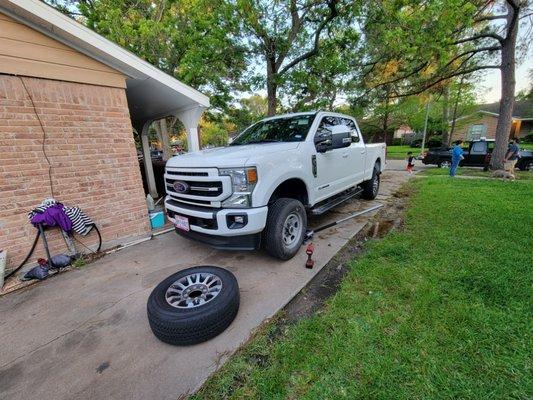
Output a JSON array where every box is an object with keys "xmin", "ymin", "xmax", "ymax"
[
  {"xmin": 264, "ymin": 198, "xmax": 307, "ymax": 260},
  {"xmin": 361, "ymin": 165, "xmax": 380, "ymax": 200},
  {"xmin": 147, "ymin": 266, "xmax": 239, "ymax": 346}
]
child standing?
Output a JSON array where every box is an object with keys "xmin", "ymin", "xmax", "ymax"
[{"xmin": 406, "ymin": 151, "xmax": 415, "ymax": 174}]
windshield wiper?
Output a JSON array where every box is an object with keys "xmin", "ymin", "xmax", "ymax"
[
  {"xmin": 230, "ymin": 138, "xmax": 282, "ymax": 146},
  {"xmin": 247, "ymin": 139, "xmax": 281, "ymax": 144}
]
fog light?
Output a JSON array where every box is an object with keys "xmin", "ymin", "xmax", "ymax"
[{"xmin": 227, "ymin": 214, "xmax": 248, "ymax": 229}]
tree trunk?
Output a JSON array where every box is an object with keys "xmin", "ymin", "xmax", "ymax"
[
  {"xmin": 441, "ymin": 86, "xmax": 450, "ymax": 146},
  {"xmin": 491, "ymin": 1, "xmax": 518, "ymax": 170},
  {"xmin": 266, "ymin": 57, "xmax": 277, "ymax": 116},
  {"xmin": 381, "ymin": 89, "xmax": 391, "ymax": 144},
  {"xmin": 448, "ymin": 80, "xmax": 463, "ymax": 147}
]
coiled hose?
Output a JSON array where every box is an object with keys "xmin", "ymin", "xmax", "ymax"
[{"xmin": 4, "ymin": 225, "xmax": 102, "ymax": 280}]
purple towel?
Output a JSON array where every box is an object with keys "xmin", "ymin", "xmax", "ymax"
[{"xmin": 30, "ymin": 203, "xmax": 72, "ymax": 232}]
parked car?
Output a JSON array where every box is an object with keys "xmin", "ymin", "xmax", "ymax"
[
  {"xmin": 422, "ymin": 139, "xmax": 533, "ymax": 170},
  {"xmin": 164, "ymin": 111, "xmax": 386, "ymax": 260}
]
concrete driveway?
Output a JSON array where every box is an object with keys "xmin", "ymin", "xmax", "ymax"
[{"xmin": 0, "ymin": 161, "xmax": 414, "ymax": 400}]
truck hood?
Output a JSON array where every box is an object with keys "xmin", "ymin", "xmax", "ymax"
[{"xmin": 166, "ymin": 142, "xmax": 301, "ymax": 168}]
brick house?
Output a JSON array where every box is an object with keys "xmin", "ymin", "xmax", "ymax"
[
  {"xmin": 0, "ymin": 0, "xmax": 209, "ymax": 271},
  {"xmin": 450, "ymin": 100, "xmax": 533, "ymax": 142}
]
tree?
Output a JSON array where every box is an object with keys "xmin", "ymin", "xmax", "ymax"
[
  {"xmin": 235, "ymin": 0, "xmax": 359, "ymax": 115},
  {"xmin": 356, "ymin": 0, "xmax": 532, "ymax": 169},
  {"xmin": 47, "ymin": 0, "xmax": 248, "ymax": 155}
]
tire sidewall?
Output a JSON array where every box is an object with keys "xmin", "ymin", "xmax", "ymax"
[{"xmin": 265, "ymin": 198, "xmax": 307, "ymax": 260}]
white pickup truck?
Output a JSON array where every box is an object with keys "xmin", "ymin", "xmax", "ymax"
[{"xmin": 164, "ymin": 111, "xmax": 386, "ymax": 260}]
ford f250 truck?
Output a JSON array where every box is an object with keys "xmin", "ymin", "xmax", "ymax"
[{"xmin": 164, "ymin": 111, "xmax": 386, "ymax": 260}]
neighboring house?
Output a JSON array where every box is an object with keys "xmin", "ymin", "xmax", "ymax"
[
  {"xmin": 450, "ymin": 100, "xmax": 533, "ymax": 142},
  {"xmin": 393, "ymin": 124, "xmax": 414, "ymax": 139},
  {"xmin": 0, "ymin": 0, "xmax": 209, "ymax": 270}
]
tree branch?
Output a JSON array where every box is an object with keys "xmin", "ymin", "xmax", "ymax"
[
  {"xmin": 474, "ymin": 14, "xmax": 508, "ymax": 22},
  {"xmin": 453, "ymin": 33, "xmax": 504, "ymax": 45},
  {"xmin": 279, "ymin": 0, "xmax": 339, "ymax": 74},
  {"xmin": 441, "ymin": 45, "xmax": 501, "ymax": 70},
  {"xmin": 390, "ymin": 65, "xmax": 501, "ymax": 98},
  {"xmin": 275, "ymin": 0, "xmax": 302, "ymax": 70}
]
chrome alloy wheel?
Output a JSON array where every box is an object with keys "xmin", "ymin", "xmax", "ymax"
[
  {"xmin": 282, "ymin": 212, "xmax": 303, "ymax": 247},
  {"xmin": 165, "ymin": 272, "xmax": 222, "ymax": 308}
]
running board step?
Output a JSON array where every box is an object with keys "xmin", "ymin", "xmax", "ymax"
[{"xmin": 310, "ymin": 187, "xmax": 363, "ymax": 216}]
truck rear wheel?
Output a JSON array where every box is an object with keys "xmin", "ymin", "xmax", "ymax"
[
  {"xmin": 361, "ymin": 166, "xmax": 380, "ymax": 200},
  {"xmin": 264, "ymin": 198, "xmax": 307, "ymax": 260}
]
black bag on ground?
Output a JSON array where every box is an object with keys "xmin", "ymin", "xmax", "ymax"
[
  {"xmin": 49, "ymin": 254, "xmax": 72, "ymax": 269},
  {"xmin": 23, "ymin": 265, "xmax": 49, "ymax": 280}
]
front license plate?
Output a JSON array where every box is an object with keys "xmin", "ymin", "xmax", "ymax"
[{"xmin": 174, "ymin": 215, "xmax": 190, "ymax": 232}]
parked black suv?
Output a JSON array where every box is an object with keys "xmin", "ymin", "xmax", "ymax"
[{"xmin": 422, "ymin": 139, "xmax": 533, "ymax": 171}]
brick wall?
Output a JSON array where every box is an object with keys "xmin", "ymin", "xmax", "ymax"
[
  {"xmin": 0, "ymin": 74, "xmax": 151, "ymax": 270},
  {"xmin": 451, "ymin": 113, "xmax": 499, "ymax": 142}
]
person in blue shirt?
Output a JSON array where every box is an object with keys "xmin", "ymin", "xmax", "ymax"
[{"xmin": 450, "ymin": 140, "xmax": 464, "ymax": 177}]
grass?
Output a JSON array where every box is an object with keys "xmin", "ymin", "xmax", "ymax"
[
  {"xmin": 421, "ymin": 167, "xmax": 533, "ymax": 180},
  {"xmin": 387, "ymin": 145, "xmax": 415, "ymax": 159},
  {"xmin": 387, "ymin": 143, "xmax": 533, "ymax": 160},
  {"xmin": 192, "ymin": 177, "xmax": 533, "ymax": 400}
]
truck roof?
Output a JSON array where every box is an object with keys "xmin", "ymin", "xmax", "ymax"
[{"xmin": 262, "ymin": 110, "xmax": 355, "ymax": 121}]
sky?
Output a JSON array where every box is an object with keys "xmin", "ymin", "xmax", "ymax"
[{"xmin": 478, "ymin": 53, "xmax": 532, "ymax": 104}]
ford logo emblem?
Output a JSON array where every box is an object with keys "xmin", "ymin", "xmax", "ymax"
[{"xmin": 173, "ymin": 181, "xmax": 189, "ymax": 193}]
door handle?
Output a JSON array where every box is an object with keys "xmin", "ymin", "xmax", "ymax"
[
  {"xmin": 342, "ymin": 153, "xmax": 349, "ymax": 158},
  {"xmin": 360, "ymin": 150, "xmax": 366, "ymax": 154}
]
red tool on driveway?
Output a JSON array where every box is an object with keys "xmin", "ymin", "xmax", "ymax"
[{"xmin": 305, "ymin": 243, "xmax": 315, "ymax": 269}]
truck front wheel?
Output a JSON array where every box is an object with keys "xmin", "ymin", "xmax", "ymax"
[
  {"xmin": 361, "ymin": 166, "xmax": 380, "ymax": 200},
  {"xmin": 264, "ymin": 198, "xmax": 307, "ymax": 260}
]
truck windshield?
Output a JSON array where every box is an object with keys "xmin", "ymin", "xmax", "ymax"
[{"xmin": 230, "ymin": 114, "xmax": 316, "ymax": 146}]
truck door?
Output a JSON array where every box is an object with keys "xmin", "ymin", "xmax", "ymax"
[
  {"xmin": 468, "ymin": 141, "xmax": 488, "ymax": 166},
  {"xmin": 340, "ymin": 117, "xmax": 365, "ymax": 183},
  {"xmin": 313, "ymin": 116, "xmax": 351, "ymax": 202}
]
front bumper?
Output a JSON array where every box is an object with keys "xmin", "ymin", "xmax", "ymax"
[{"xmin": 165, "ymin": 197, "xmax": 268, "ymax": 249}]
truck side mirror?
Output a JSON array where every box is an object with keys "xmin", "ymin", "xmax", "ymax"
[{"xmin": 315, "ymin": 128, "xmax": 333, "ymax": 153}]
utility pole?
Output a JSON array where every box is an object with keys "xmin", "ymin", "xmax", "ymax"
[{"xmin": 420, "ymin": 100, "xmax": 430, "ymax": 156}]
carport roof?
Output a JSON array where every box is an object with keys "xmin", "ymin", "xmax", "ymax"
[{"xmin": 0, "ymin": 0, "xmax": 210, "ymax": 125}]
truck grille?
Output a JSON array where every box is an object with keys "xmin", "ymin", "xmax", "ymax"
[
  {"xmin": 166, "ymin": 178, "xmax": 223, "ymax": 197},
  {"xmin": 164, "ymin": 168, "xmax": 230, "ymax": 207},
  {"xmin": 166, "ymin": 170, "xmax": 208, "ymax": 177}
]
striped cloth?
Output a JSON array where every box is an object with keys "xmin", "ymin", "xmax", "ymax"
[{"xmin": 28, "ymin": 198, "xmax": 95, "ymax": 235}]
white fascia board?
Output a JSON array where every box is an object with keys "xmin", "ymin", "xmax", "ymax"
[{"xmin": 1, "ymin": 0, "xmax": 209, "ymax": 108}]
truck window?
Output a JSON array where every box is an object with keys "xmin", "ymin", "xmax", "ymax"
[
  {"xmin": 341, "ymin": 118, "xmax": 360, "ymax": 143},
  {"xmin": 471, "ymin": 141, "xmax": 487, "ymax": 153},
  {"xmin": 316, "ymin": 116, "xmax": 340, "ymax": 137}
]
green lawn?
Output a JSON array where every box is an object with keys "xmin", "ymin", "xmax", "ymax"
[
  {"xmin": 193, "ymin": 177, "xmax": 533, "ymax": 400},
  {"xmin": 387, "ymin": 143, "xmax": 533, "ymax": 159},
  {"xmin": 387, "ymin": 145, "xmax": 415, "ymax": 159},
  {"xmin": 422, "ymin": 167, "xmax": 533, "ymax": 180}
]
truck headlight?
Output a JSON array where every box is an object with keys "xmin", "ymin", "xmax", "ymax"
[{"xmin": 220, "ymin": 167, "xmax": 257, "ymax": 208}]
